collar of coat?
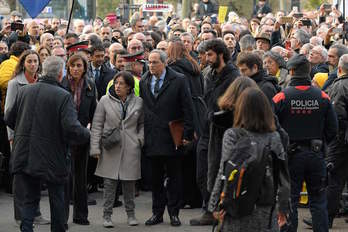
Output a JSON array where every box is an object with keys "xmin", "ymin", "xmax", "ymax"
[{"xmin": 143, "ymin": 67, "xmax": 176, "ymax": 82}]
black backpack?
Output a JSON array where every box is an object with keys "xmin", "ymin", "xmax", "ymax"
[{"xmin": 219, "ymin": 129, "xmax": 277, "ymax": 218}]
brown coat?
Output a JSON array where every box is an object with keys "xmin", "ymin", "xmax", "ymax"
[{"xmin": 90, "ymin": 92, "xmax": 144, "ymax": 180}]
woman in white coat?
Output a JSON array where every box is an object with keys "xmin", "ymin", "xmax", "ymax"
[{"xmin": 90, "ymin": 71, "xmax": 144, "ymax": 228}]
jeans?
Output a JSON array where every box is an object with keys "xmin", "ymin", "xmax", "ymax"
[
  {"xmin": 287, "ymin": 149, "xmax": 328, "ymax": 232},
  {"xmin": 17, "ymin": 173, "xmax": 66, "ymax": 232}
]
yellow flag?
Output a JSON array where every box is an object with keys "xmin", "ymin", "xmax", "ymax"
[{"xmin": 218, "ymin": 6, "xmax": 228, "ymax": 23}]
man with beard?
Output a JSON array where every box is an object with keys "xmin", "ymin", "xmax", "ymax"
[
  {"xmin": 237, "ymin": 51, "xmax": 280, "ymax": 103},
  {"xmin": 99, "ymin": 26, "xmax": 112, "ymax": 43},
  {"xmin": 190, "ymin": 39, "xmax": 239, "ymax": 226}
]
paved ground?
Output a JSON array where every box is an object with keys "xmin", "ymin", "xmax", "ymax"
[{"xmin": 0, "ymin": 190, "xmax": 348, "ymax": 232}]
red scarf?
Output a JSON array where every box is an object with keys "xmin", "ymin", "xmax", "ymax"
[{"xmin": 68, "ymin": 76, "xmax": 84, "ymax": 111}]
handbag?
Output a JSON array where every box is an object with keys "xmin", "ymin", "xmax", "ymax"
[{"xmin": 101, "ymin": 124, "xmax": 122, "ymax": 150}]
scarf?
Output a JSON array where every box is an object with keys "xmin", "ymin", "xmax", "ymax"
[{"xmin": 68, "ymin": 76, "xmax": 84, "ymax": 111}]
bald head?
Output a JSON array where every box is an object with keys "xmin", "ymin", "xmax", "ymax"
[
  {"xmin": 127, "ymin": 39, "xmax": 143, "ymax": 54},
  {"xmin": 28, "ymin": 21, "xmax": 39, "ymax": 37},
  {"xmin": 156, "ymin": 41, "xmax": 168, "ymax": 53},
  {"xmin": 134, "ymin": 33, "xmax": 146, "ymax": 43}
]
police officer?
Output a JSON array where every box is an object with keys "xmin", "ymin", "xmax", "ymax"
[{"xmin": 272, "ymin": 54, "xmax": 338, "ymax": 232}]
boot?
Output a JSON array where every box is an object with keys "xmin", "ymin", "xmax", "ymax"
[{"xmin": 189, "ymin": 211, "xmax": 215, "ymax": 226}]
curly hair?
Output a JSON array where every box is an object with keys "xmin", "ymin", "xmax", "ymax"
[{"xmin": 204, "ymin": 39, "xmax": 230, "ymax": 63}]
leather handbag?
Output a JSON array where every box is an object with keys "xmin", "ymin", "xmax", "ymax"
[{"xmin": 101, "ymin": 126, "xmax": 121, "ymax": 150}]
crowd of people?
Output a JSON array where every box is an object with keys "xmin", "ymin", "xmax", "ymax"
[{"xmin": 0, "ymin": 0, "xmax": 348, "ymax": 232}]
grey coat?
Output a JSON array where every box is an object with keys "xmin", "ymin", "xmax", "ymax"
[
  {"xmin": 90, "ymin": 92, "xmax": 144, "ymax": 180},
  {"xmin": 4, "ymin": 72, "xmax": 28, "ymax": 140},
  {"xmin": 208, "ymin": 128, "xmax": 290, "ymax": 231}
]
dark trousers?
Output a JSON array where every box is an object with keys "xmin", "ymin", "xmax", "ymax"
[
  {"xmin": 288, "ymin": 149, "xmax": 328, "ymax": 232},
  {"xmin": 326, "ymin": 138, "xmax": 348, "ymax": 219},
  {"xmin": 66, "ymin": 145, "xmax": 88, "ymax": 221},
  {"xmin": 182, "ymin": 141, "xmax": 202, "ymax": 208},
  {"xmin": 196, "ymin": 136, "xmax": 210, "ymax": 210},
  {"xmin": 150, "ymin": 156, "xmax": 183, "ymax": 216},
  {"xmin": 13, "ymin": 174, "xmax": 41, "ymax": 220},
  {"xmin": 15, "ymin": 173, "xmax": 65, "ymax": 232}
]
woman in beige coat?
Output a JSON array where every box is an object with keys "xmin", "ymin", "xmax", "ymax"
[{"xmin": 90, "ymin": 71, "xmax": 144, "ymax": 228}]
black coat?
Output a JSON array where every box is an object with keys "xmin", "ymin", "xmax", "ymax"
[
  {"xmin": 169, "ymin": 58, "xmax": 205, "ymax": 135},
  {"xmin": 252, "ymin": 3, "xmax": 272, "ymax": 18},
  {"xmin": 310, "ymin": 63, "xmax": 329, "ymax": 79},
  {"xmin": 61, "ymin": 76, "xmax": 97, "ymax": 128},
  {"xmin": 88, "ymin": 63, "xmax": 116, "ymax": 100},
  {"xmin": 140, "ymin": 67, "xmax": 194, "ymax": 157},
  {"xmin": 251, "ymin": 70, "xmax": 280, "ymax": 104},
  {"xmin": 202, "ymin": 63, "xmax": 240, "ymax": 137},
  {"xmin": 4, "ymin": 78, "xmax": 90, "ymax": 184},
  {"xmin": 198, "ymin": 0, "xmax": 218, "ymax": 17},
  {"xmin": 168, "ymin": 57, "xmax": 204, "ymax": 97},
  {"xmin": 327, "ymin": 74, "xmax": 348, "ymax": 173}
]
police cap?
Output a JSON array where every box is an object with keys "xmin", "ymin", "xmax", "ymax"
[
  {"xmin": 121, "ymin": 50, "xmax": 146, "ymax": 63},
  {"xmin": 286, "ymin": 54, "xmax": 309, "ymax": 70},
  {"xmin": 66, "ymin": 41, "xmax": 89, "ymax": 54}
]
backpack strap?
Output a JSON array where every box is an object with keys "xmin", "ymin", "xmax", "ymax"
[{"xmin": 268, "ymin": 134, "xmax": 280, "ymax": 229}]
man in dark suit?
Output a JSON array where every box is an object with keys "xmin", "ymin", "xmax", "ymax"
[
  {"xmin": 88, "ymin": 44, "xmax": 116, "ymax": 99},
  {"xmin": 140, "ymin": 49, "xmax": 194, "ymax": 227}
]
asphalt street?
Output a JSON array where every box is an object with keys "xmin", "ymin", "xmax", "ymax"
[{"xmin": 0, "ymin": 190, "xmax": 347, "ymax": 232}]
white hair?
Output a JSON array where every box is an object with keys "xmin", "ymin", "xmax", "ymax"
[{"xmin": 42, "ymin": 56, "xmax": 64, "ymax": 80}]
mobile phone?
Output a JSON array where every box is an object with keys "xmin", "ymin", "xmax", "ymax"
[
  {"xmin": 332, "ymin": 28, "xmax": 343, "ymax": 34},
  {"xmin": 293, "ymin": 13, "xmax": 303, "ymax": 19},
  {"xmin": 279, "ymin": 16, "xmax": 293, "ymax": 24},
  {"xmin": 285, "ymin": 40, "xmax": 291, "ymax": 50},
  {"xmin": 292, "ymin": 6, "xmax": 298, "ymax": 13},
  {"xmin": 301, "ymin": 19, "xmax": 312, "ymax": 26},
  {"xmin": 10, "ymin": 22, "xmax": 24, "ymax": 31},
  {"xmin": 323, "ymin": 4, "xmax": 332, "ymax": 12}
]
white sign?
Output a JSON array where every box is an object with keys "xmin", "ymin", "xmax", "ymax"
[{"xmin": 142, "ymin": 4, "xmax": 173, "ymax": 12}]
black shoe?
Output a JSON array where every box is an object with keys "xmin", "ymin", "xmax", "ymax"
[
  {"xmin": 73, "ymin": 219, "xmax": 90, "ymax": 225},
  {"xmin": 88, "ymin": 198, "xmax": 97, "ymax": 206},
  {"xmin": 145, "ymin": 215, "xmax": 163, "ymax": 226},
  {"xmin": 113, "ymin": 200, "xmax": 123, "ymax": 208},
  {"xmin": 170, "ymin": 215, "xmax": 181, "ymax": 227},
  {"xmin": 329, "ymin": 217, "xmax": 333, "ymax": 229}
]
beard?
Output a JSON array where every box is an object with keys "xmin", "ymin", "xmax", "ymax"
[{"xmin": 210, "ymin": 57, "xmax": 221, "ymax": 70}]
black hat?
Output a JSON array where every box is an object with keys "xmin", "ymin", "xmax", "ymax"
[
  {"xmin": 286, "ymin": 54, "xmax": 309, "ymax": 70},
  {"xmin": 121, "ymin": 50, "xmax": 146, "ymax": 63}
]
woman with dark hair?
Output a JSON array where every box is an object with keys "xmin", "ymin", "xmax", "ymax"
[
  {"xmin": 167, "ymin": 40, "xmax": 204, "ymax": 208},
  {"xmin": 61, "ymin": 53, "xmax": 97, "ymax": 226},
  {"xmin": 5, "ymin": 49, "xmax": 49, "ymax": 225},
  {"xmin": 5, "ymin": 50, "xmax": 41, "ymax": 143},
  {"xmin": 90, "ymin": 71, "xmax": 144, "ymax": 228},
  {"xmin": 37, "ymin": 46, "xmax": 51, "ymax": 64},
  {"xmin": 167, "ymin": 40, "xmax": 203, "ymax": 104},
  {"xmin": 209, "ymin": 88, "xmax": 290, "ymax": 232}
]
